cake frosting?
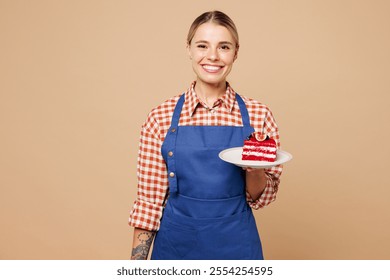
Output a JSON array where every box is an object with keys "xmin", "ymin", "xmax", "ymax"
[{"xmin": 242, "ymin": 132, "xmax": 277, "ymax": 162}]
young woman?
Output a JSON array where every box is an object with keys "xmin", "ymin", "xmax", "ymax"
[{"xmin": 129, "ymin": 10, "xmax": 283, "ymax": 260}]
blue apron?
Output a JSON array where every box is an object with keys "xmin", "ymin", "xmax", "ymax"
[{"xmin": 151, "ymin": 93, "xmax": 263, "ymax": 260}]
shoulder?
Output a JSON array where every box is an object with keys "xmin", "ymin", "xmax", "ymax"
[
  {"xmin": 237, "ymin": 93, "xmax": 279, "ymax": 131},
  {"xmin": 238, "ymin": 94, "xmax": 273, "ymax": 114},
  {"xmin": 143, "ymin": 94, "xmax": 182, "ymax": 129},
  {"xmin": 149, "ymin": 95, "xmax": 181, "ymax": 117}
]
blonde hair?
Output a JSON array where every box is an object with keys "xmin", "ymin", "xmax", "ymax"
[{"xmin": 187, "ymin": 11, "xmax": 239, "ymax": 48}]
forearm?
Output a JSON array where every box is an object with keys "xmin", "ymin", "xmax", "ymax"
[
  {"xmin": 245, "ymin": 168, "xmax": 267, "ymax": 201},
  {"xmin": 131, "ymin": 227, "xmax": 155, "ymax": 260}
]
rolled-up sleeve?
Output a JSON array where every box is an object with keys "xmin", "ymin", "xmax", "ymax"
[{"xmin": 128, "ymin": 113, "xmax": 168, "ymax": 231}]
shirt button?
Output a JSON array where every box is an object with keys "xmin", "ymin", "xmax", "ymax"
[
  {"xmin": 171, "ymin": 128, "xmax": 176, "ymax": 133},
  {"xmin": 168, "ymin": 151, "xmax": 173, "ymax": 157},
  {"xmin": 169, "ymin": 172, "xmax": 175, "ymax": 178}
]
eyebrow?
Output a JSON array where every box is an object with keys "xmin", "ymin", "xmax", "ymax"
[{"xmin": 194, "ymin": 40, "xmax": 234, "ymax": 45}]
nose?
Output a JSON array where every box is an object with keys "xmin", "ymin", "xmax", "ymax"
[{"xmin": 207, "ymin": 47, "xmax": 219, "ymax": 61}]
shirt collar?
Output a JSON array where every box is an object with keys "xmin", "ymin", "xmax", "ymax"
[{"xmin": 185, "ymin": 81, "xmax": 236, "ymax": 117}]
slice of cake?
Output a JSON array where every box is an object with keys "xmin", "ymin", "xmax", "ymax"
[{"xmin": 242, "ymin": 132, "xmax": 277, "ymax": 162}]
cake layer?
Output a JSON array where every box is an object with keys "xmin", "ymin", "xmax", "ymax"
[
  {"xmin": 242, "ymin": 154, "xmax": 276, "ymax": 162},
  {"xmin": 241, "ymin": 134, "xmax": 277, "ymax": 162}
]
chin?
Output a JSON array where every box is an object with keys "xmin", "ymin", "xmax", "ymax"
[
  {"xmin": 200, "ymin": 78, "xmax": 226, "ymax": 86},
  {"xmin": 198, "ymin": 73, "xmax": 227, "ymax": 85}
]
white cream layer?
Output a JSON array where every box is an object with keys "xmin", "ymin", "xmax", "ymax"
[
  {"xmin": 242, "ymin": 151, "xmax": 276, "ymax": 158},
  {"xmin": 243, "ymin": 146, "xmax": 277, "ymax": 152}
]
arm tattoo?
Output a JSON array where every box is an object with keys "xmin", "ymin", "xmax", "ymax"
[
  {"xmin": 131, "ymin": 232, "xmax": 154, "ymax": 260},
  {"xmin": 137, "ymin": 232, "xmax": 153, "ymax": 246},
  {"xmin": 131, "ymin": 244, "xmax": 149, "ymax": 260}
]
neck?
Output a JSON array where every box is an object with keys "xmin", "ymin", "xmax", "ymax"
[{"xmin": 194, "ymin": 80, "xmax": 227, "ymax": 107}]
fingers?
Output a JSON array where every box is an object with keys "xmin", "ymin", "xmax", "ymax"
[
  {"xmin": 242, "ymin": 167, "xmax": 254, "ymax": 172},
  {"xmin": 242, "ymin": 167, "xmax": 264, "ymax": 173}
]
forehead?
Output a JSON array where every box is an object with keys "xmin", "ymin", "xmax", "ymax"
[{"xmin": 192, "ymin": 22, "xmax": 234, "ymax": 43}]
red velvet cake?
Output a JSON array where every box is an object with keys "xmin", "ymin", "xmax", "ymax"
[{"xmin": 242, "ymin": 133, "xmax": 277, "ymax": 162}]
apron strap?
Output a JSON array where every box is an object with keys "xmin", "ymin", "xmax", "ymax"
[
  {"xmin": 170, "ymin": 94, "xmax": 185, "ymax": 128},
  {"xmin": 165, "ymin": 94, "xmax": 185, "ymax": 194},
  {"xmin": 235, "ymin": 93, "xmax": 255, "ymax": 137}
]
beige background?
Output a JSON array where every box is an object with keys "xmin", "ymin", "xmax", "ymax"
[{"xmin": 1, "ymin": 0, "xmax": 389, "ymax": 259}]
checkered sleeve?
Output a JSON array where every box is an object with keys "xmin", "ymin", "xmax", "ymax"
[
  {"xmin": 247, "ymin": 106, "xmax": 283, "ymax": 209},
  {"xmin": 128, "ymin": 112, "xmax": 168, "ymax": 231}
]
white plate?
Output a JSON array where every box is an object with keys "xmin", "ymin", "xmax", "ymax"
[{"xmin": 219, "ymin": 147, "xmax": 292, "ymax": 168}]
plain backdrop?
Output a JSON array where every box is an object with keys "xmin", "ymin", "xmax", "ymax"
[{"xmin": 1, "ymin": 0, "xmax": 390, "ymax": 259}]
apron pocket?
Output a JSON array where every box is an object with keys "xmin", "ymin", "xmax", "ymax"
[
  {"xmin": 197, "ymin": 210, "xmax": 248, "ymax": 259},
  {"xmin": 155, "ymin": 220, "xmax": 199, "ymax": 259}
]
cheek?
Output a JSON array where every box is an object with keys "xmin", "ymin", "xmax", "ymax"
[
  {"xmin": 221, "ymin": 52, "xmax": 236, "ymax": 65},
  {"xmin": 223, "ymin": 57, "xmax": 235, "ymax": 66},
  {"xmin": 192, "ymin": 52, "xmax": 206, "ymax": 63}
]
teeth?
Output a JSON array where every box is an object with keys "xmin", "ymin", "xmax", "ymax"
[{"xmin": 203, "ymin": 65, "xmax": 221, "ymax": 71}]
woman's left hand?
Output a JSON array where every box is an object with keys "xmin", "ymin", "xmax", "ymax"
[
  {"xmin": 243, "ymin": 167, "xmax": 267, "ymax": 201},
  {"xmin": 242, "ymin": 167, "xmax": 264, "ymax": 173}
]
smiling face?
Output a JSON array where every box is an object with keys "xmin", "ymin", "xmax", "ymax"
[{"xmin": 187, "ymin": 22, "xmax": 238, "ymax": 88}]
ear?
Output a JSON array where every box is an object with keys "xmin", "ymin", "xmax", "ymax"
[
  {"xmin": 186, "ymin": 43, "xmax": 192, "ymax": 60},
  {"xmin": 233, "ymin": 45, "xmax": 239, "ymax": 61}
]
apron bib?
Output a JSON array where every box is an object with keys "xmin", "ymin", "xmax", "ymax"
[{"xmin": 151, "ymin": 93, "xmax": 263, "ymax": 260}]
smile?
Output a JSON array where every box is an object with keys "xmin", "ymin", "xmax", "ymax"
[{"xmin": 202, "ymin": 64, "xmax": 223, "ymax": 73}]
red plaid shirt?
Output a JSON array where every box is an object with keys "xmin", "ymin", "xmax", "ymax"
[{"xmin": 129, "ymin": 82, "xmax": 283, "ymax": 231}]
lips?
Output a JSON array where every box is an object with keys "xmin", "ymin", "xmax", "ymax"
[{"xmin": 202, "ymin": 64, "xmax": 223, "ymax": 73}]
